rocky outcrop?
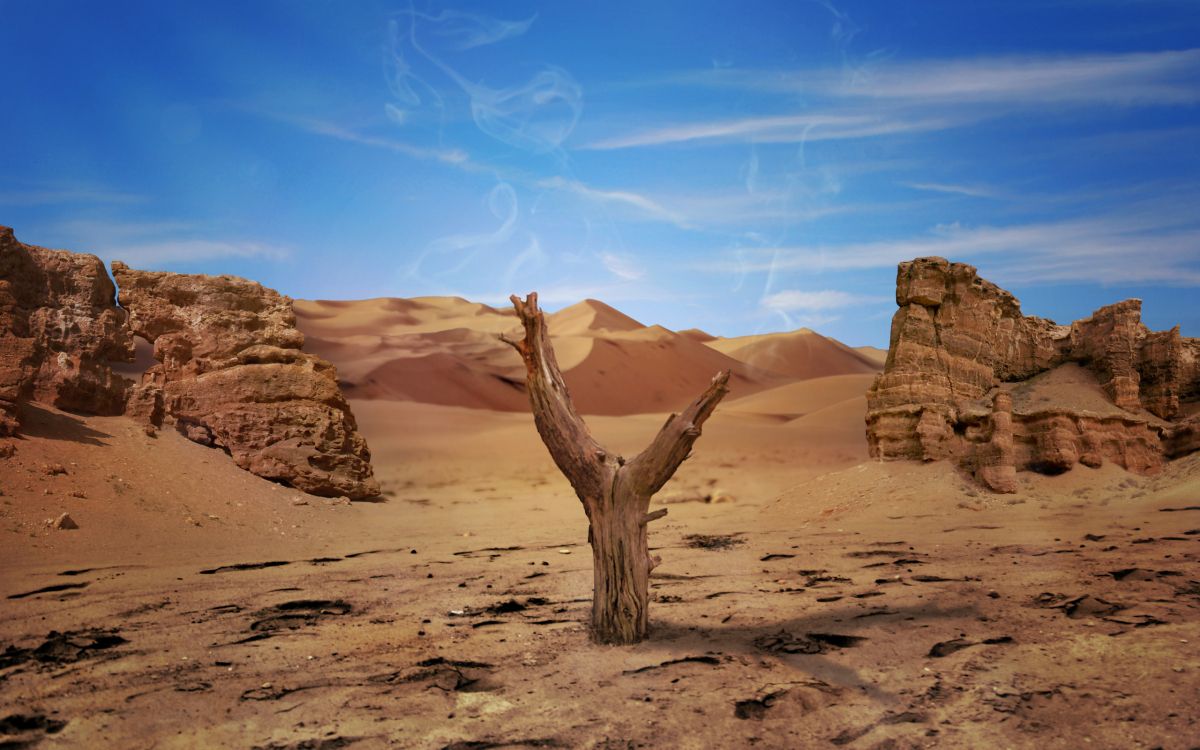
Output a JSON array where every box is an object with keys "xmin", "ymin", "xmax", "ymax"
[
  {"xmin": 0, "ymin": 227, "xmax": 133, "ymax": 435},
  {"xmin": 0, "ymin": 225, "xmax": 378, "ymax": 499},
  {"xmin": 866, "ymin": 257, "xmax": 1200, "ymax": 491},
  {"xmin": 111, "ymin": 263, "xmax": 379, "ymax": 499}
]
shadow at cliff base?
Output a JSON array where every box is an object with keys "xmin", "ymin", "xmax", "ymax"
[{"xmin": 15, "ymin": 402, "xmax": 112, "ymax": 446}]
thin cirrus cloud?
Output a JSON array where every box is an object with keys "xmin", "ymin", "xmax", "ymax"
[
  {"xmin": 583, "ymin": 48, "xmax": 1200, "ymax": 150},
  {"xmin": 0, "ymin": 186, "xmax": 146, "ymax": 206},
  {"xmin": 580, "ymin": 112, "xmax": 955, "ymax": 150},
  {"xmin": 254, "ymin": 110, "xmax": 472, "ymax": 167},
  {"xmin": 834, "ymin": 48, "xmax": 1200, "ymax": 105},
  {"xmin": 539, "ymin": 177, "xmax": 855, "ymax": 229},
  {"xmin": 669, "ymin": 48, "xmax": 1200, "ymax": 104},
  {"xmin": 760, "ymin": 289, "xmax": 888, "ymax": 312},
  {"xmin": 901, "ymin": 182, "xmax": 1006, "ymax": 199},
  {"xmin": 417, "ymin": 9, "xmax": 537, "ymax": 51},
  {"xmin": 35, "ymin": 218, "xmax": 292, "ymax": 269},
  {"xmin": 536, "ymin": 176, "xmax": 687, "ymax": 227},
  {"xmin": 698, "ymin": 211, "xmax": 1200, "ymax": 286},
  {"xmin": 600, "ymin": 252, "xmax": 646, "ymax": 281},
  {"xmin": 103, "ymin": 239, "xmax": 291, "ymax": 268}
]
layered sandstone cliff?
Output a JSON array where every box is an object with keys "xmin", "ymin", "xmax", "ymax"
[
  {"xmin": 0, "ymin": 226, "xmax": 378, "ymax": 499},
  {"xmin": 866, "ymin": 257, "xmax": 1200, "ymax": 491},
  {"xmin": 111, "ymin": 263, "xmax": 379, "ymax": 499},
  {"xmin": 0, "ymin": 227, "xmax": 132, "ymax": 435}
]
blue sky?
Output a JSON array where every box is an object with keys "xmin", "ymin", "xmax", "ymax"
[{"xmin": 2, "ymin": 1, "xmax": 1198, "ymax": 346}]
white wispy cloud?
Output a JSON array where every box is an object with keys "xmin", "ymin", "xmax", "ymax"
[
  {"xmin": 668, "ymin": 48, "xmax": 1200, "ymax": 104},
  {"xmin": 697, "ymin": 209, "xmax": 1200, "ymax": 286},
  {"xmin": 0, "ymin": 185, "xmax": 145, "ymax": 206},
  {"xmin": 33, "ymin": 218, "xmax": 292, "ymax": 269},
  {"xmin": 539, "ymin": 176, "xmax": 856, "ymax": 229},
  {"xmin": 585, "ymin": 48, "xmax": 1200, "ymax": 150},
  {"xmin": 901, "ymin": 182, "xmax": 1004, "ymax": 199},
  {"xmin": 245, "ymin": 108, "xmax": 472, "ymax": 167},
  {"xmin": 838, "ymin": 48, "xmax": 1200, "ymax": 105},
  {"xmin": 581, "ymin": 112, "xmax": 953, "ymax": 150},
  {"xmin": 463, "ymin": 282, "xmax": 672, "ymax": 308},
  {"xmin": 106, "ymin": 240, "xmax": 291, "ymax": 267},
  {"xmin": 760, "ymin": 289, "xmax": 887, "ymax": 312},
  {"xmin": 413, "ymin": 9, "xmax": 537, "ymax": 51},
  {"xmin": 600, "ymin": 252, "xmax": 646, "ymax": 281},
  {"xmin": 536, "ymin": 176, "xmax": 686, "ymax": 226}
]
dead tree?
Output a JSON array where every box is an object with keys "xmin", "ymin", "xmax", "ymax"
[{"xmin": 500, "ymin": 292, "xmax": 729, "ymax": 644}]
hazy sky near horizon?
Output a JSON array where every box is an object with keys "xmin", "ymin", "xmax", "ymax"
[{"xmin": 2, "ymin": 1, "xmax": 1198, "ymax": 346}]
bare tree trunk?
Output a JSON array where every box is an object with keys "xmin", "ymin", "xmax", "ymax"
[{"xmin": 501, "ymin": 293, "xmax": 729, "ymax": 644}]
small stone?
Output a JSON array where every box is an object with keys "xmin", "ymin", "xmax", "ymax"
[
  {"xmin": 52, "ymin": 512, "xmax": 78, "ymax": 530},
  {"xmin": 0, "ymin": 443, "xmax": 15, "ymax": 459},
  {"xmin": 290, "ymin": 497, "xmax": 309, "ymax": 506},
  {"xmin": 43, "ymin": 463, "xmax": 67, "ymax": 476},
  {"xmin": 557, "ymin": 548, "xmax": 572, "ymax": 554},
  {"xmin": 69, "ymin": 490, "xmax": 87, "ymax": 499},
  {"xmin": 185, "ymin": 516, "xmax": 201, "ymax": 527},
  {"xmin": 331, "ymin": 496, "xmax": 352, "ymax": 506},
  {"xmin": 143, "ymin": 425, "xmax": 157, "ymax": 438}
]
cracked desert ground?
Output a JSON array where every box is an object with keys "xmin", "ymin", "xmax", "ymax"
[{"xmin": 2, "ymin": 297, "xmax": 1198, "ymax": 750}]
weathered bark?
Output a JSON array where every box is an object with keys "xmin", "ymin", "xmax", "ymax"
[{"xmin": 501, "ymin": 292, "xmax": 729, "ymax": 644}]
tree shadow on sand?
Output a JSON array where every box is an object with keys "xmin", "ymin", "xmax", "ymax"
[
  {"xmin": 644, "ymin": 601, "xmax": 979, "ymax": 703},
  {"xmin": 15, "ymin": 403, "xmax": 112, "ymax": 446}
]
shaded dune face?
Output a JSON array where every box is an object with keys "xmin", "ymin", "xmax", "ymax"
[
  {"xmin": 707, "ymin": 329, "xmax": 881, "ymax": 381},
  {"xmin": 294, "ymin": 297, "xmax": 881, "ymax": 418}
]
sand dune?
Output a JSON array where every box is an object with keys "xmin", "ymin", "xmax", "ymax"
[
  {"xmin": 725, "ymin": 373, "xmax": 878, "ymax": 420},
  {"xmin": 854, "ymin": 345, "xmax": 889, "ymax": 367},
  {"xmin": 297, "ymin": 296, "xmax": 517, "ymax": 335},
  {"xmin": 677, "ymin": 327, "xmax": 718, "ymax": 343},
  {"xmin": 296, "ymin": 296, "xmax": 818, "ymax": 416},
  {"xmin": 707, "ymin": 328, "xmax": 882, "ymax": 380},
  {"xmin": 546, "ymin": 298, "xmax": 645, "ymax": 335}
]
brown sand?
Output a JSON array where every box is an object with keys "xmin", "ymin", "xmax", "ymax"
[
  {"xmin": 2, "ymin": 299, "xmax": 1198, "ymax": 749},
  {"xmin": 707, "ymin": 329, "xmax": 882, "ymax": 380},
  {"xmin": 295, "ymin": 297, "xmax": 794, "ymax": 416}
]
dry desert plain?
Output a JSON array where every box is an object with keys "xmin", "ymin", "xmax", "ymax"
[{"xmin": 2, "ymin": 295, "xmax": 1198, "ymax": 749}]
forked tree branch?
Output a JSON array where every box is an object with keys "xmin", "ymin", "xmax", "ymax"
[
  {"xmin": 500, "ymin": 292, "xmax": 607, "ymax": 503},
  {"xmin": 502, "ymin": 291, "xmax": 731, "ymax": 643},
  {"xmin": 624, "ymin": 370, "xmax": 730, "ymax": 495}
]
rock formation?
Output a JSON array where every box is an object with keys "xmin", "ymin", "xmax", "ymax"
[
  {"xmin": 111, "ymin": 263, "xmax": 379, "ymax": 499},
  {"xmin": 0, "ymin": 226, "xmax": 133, "ymax": 435},
  {"xmin": 866, "ymin": 257, "xmax": 1200, "ymax": 491},
  {"xmin": 0, "ymin": 225, "xmax": 378, "ymax": 499}
]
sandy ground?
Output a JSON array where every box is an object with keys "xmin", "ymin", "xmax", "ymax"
[{"xmin": 1, "ymin": 297, "xmax": 1198, "ymax": 748}]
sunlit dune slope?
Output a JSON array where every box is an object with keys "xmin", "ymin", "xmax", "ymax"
[
  {"xmin": 724, "ymin": 373, "xmax": 878, "ymax": 420},
  {"xmin": 295, "ymin": 296, "xmax": 875, "ymax": 416},
  {"xmin": 707, "ymin": 328, "xmax": 882, "ymax": 380},
  {"xmin": 854, "ymin": 345, "xmax": 889, "ymax": 367}
]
